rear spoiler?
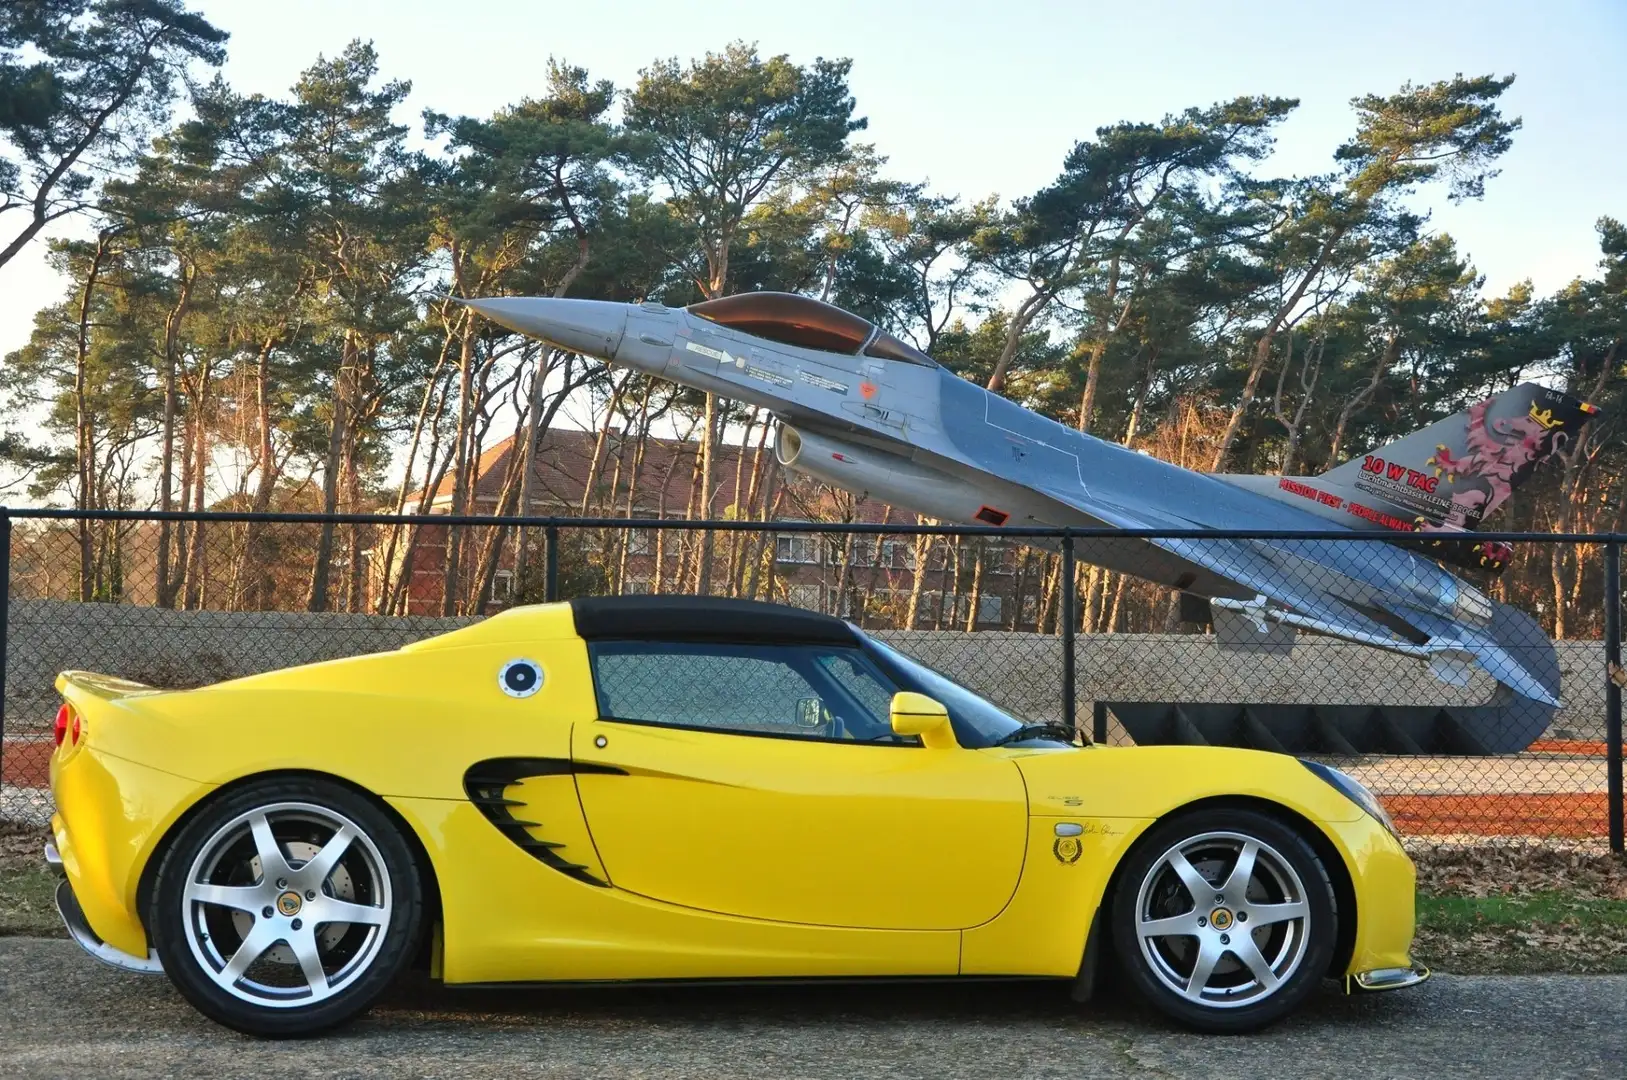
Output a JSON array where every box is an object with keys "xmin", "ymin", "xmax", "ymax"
[{"xmin": 55, "ymin": 671, "xmax": 166, "ymax": 710}]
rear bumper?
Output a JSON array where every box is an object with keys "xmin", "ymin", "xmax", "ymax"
[
  {"xmin": 53, "ymin": 876, "xmax": 164, "ymax": 975},
  {"xmin": 50, "ymin": 744, "xmax": 213, "ymax": 959}
]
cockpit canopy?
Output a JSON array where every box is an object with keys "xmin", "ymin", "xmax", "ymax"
[{"xmin": 687, "ymin": 292, "xmax": 937, "ymax": 367}]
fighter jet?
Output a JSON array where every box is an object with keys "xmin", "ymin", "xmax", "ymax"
[{"xmin": 463, "ymin": 291, "xmax": 1600, "ymax": 751}]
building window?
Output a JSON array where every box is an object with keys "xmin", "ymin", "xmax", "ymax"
[
  {"xmin": 977, "ymin": 594, "xmax": 1003, "ymax": 625},
  {"xmin": 775, "ymin": 531, "xmax": 822, "ymax": 565},
  {"xmin": 493, "ymin": 570, "xmax": 515, "ymax": 603},
  {"xmin": 1020, "ymin": 594, "xmax": 1040, "ymax": 626},
  {"xmin": 624, "ymin": 577, "xmax": 652, "ymax": 595},
  {"xmin": 884, "ymin": 540, "xmax": 917, "ymax": 570},
  {"xmin": 625, "ymin": 529, "xmax": 652, "ymax": 555},
  {"xmin": 852, "ymin": 538, "xmax": 917, "ymax": 570},
  {"xmin": 785, "ymin": 583, "xmax": 823, "ymax": 610}
]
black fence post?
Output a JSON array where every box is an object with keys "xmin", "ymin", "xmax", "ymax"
[
  {"xmin": 1093, "ymin": 700, "xmax": 1108, "ymax": 745},
  {"xmin": 0, "ymin": 508, "xmax": 9, "ymax": 786},
  {"xmin": 1061, "ymin": 531, "xmax": 1076, "ymax": 736},
  {"xmin": 1606, "ymin": 540, "xmax": 1624, "ymax": 855},
  {"xmin": 544, "ymin": 522, "xmax": 560, "ymax": 603}
]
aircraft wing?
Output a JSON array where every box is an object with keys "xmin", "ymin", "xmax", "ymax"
[
  {"xmin": 1035, "ymin": 482, "xmax": 1417, "ymax": 643},
  {"xmin": 1033, "ymin": 481, "xmax": 1562, "ymax": 708}
]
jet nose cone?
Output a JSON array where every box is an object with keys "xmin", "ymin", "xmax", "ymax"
[{"xmin": 463, "ymin": 297, "xmax": 627, "ymax": 359}]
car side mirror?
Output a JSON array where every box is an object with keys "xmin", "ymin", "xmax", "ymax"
[
  {"xmin": 889, "ymin": 691, "xmax": 957, "ymax": 749},
  {"xmin": 794, "ymin": 697, "xmax": 825, "ymax": 728}
]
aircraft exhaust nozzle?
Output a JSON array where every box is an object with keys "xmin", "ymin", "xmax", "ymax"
[
  {"xmin": 461, "ymin": 297, "xmax": 627, "ymax": 360},
  {"xmin": 776, "ymin": 425, "xmax": 981, "ymax": 525}
]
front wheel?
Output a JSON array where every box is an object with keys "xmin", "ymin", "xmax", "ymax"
[
  {"xmin": 148, "ymin": 776, "xmax": 425, "ymax": 1036},
  {"xmin": 1109, "ymin": 807, "xmax": 1335, "ymax": 1033}
]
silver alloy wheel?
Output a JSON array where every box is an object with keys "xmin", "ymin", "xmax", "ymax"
[
  {"xmin": 180, "ymin": 801, "xmax": 393, "ymax": 1008},
  {"xmin": 1133, "ymin": 830, "xmax": 1311, "ymax": 1009}
]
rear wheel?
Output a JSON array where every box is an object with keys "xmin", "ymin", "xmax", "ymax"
[
  {"xmin": 149, "ymin": 776, "xmax": 424, "ymax": 1036},
  {"xmin": 1109, "ymin": 807, "xmax": 1335, "ymax": 1033}
]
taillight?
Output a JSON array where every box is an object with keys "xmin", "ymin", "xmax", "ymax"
[
  {"xmin": 71, "ymin": 711, "xmax": 82, "ymax": 745},
  {"xmin": 53, "ymin": 704, "xmax": 71, "ymax": 747}
]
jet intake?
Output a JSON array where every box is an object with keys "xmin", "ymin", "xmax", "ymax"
[{"xmin": 776, "ymin": 425, "xmax": 978, "ymax": 524}]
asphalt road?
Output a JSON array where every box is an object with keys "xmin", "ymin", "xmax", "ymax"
[{"xmin": 2, "ymin": 938, "xmax": 1623, "ymax": 1079}]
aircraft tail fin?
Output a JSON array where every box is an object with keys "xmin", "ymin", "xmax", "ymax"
[
  {"xmin": 1315, "ymin": 382, "xmax": 1600, "ymax": 533},
  {"xmin": 1229, "ymin": 382, "xmax": 1604, "ymax": 571}
]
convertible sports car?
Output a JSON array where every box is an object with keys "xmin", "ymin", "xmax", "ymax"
[{"xmin": 46, "ymin": 595, "xmax": 1425, "ymax": 1036}]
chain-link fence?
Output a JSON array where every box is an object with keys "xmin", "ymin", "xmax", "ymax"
[{"xmin": 2, "ymin": 508, "xmax": 1622, "ymax": 853}]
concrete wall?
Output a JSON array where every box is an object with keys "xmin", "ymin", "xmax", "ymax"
[
  {"xmin": 3, "ymin": 599, "xmax": 1609, "ymax": 739},
  {"xmin": 871, "ymin": 630, "xmax": 1608, "ymax": 742}
]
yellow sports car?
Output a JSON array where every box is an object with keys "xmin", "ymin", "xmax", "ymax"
[{"xmin": 46, "ymin": 595, "xmax": 1426, "ymax": 1036}]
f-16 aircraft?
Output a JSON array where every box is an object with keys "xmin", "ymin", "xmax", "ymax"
[{"xmin": 463, "ymin": 291, "xmax": 1600, "ymax": 752}]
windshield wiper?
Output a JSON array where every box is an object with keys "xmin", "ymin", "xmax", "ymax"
[{"xmin": 990, "ymin": 723, "xmax": 1080, "ymax": 747}]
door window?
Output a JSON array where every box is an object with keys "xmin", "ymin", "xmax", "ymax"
[{"xmin": 589, "ymin": 641, "xmax": 909, "ymax": 744}]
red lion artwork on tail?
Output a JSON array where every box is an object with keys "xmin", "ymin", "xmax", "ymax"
[{"xmin": 1424, "ymin": 397, "xmax": 1571, "ymax": 530}]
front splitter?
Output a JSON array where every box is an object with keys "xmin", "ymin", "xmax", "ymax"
[{"xmin": 1347, "ymin": 965, "xmax": 1431, "ymax": 993}]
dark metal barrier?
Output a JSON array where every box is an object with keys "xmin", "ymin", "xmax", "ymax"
[{"xmin": 0, "ymin": 506, "xmax": 1622, "ymax": 852}]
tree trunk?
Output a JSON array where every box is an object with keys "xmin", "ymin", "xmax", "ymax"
[
  {"xmin": 1211, "ymin": 226, "xmax": 1347, "ymax": 471},
  {"xmin": 1076, "ymin": 263, "xmax": 1145, "ymax": 432},
  {"xmin": 985, "ymin": 288, "xmax": 1052, "ymax": 393},
  {"xmin": 233, "ymin": 334, "xmax": 281, "ymax": 609},
  {"xmin": 154, "ymin": 261, "xmax": 193, "ymax": 608},
  {"xmin": 308, "ymin": 331, "xmax": 354, "ymax": 612},
  {"xmin": 723, "ymin": 407, "xmax": 761, "ymax": 595},
  {"xmin": 374, "ymin": 344, "xmax": 451, "ymax": 612},
  {"xmin": 1274, "ymin": 330, "xmax": 1324, "ymax": 476},
  {"xmin": 1106, "ymin": 572, "xmax": 1129, "ymax": 633},
  {"xmin": 1329, "ymin": 330, "xmax": 1400, "ymax": 465},
  {"xmin": 578, "ymin": 370, "xmax": 633, "ymax": 514},
  {"xmin": 963, "ymin": 546, "xmax": 985, "ymax": 631},
  {"xmin": 696, "ymin": 391, "xmax": 719, "ymax": 593},
  {"xmin": 512, "ymin": 347, "xmax": 556, "ymax": 590},
  {"xmin": 439, "ymin": 317, "xmax": 478, "ymax": 616},
  {"xmin": 904, "ymin": 531, "xmax": 935, "ymax": 630},
  {"xmin": 181, "ymin": 363, "xmax": 213, "ymax": 610},
  {"xmin": 73, "ymin": 235, "xmax": 113, "ymax": 602}
]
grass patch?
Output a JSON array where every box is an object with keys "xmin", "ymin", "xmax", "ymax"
[
  {"xmin": 1412, "ymin": 847, "xmax": 1627, "ymax": 974},
  {"xmin": 0, "ymin": 860, "xmax": 63, "ymax": 937},
  {"xmin": 0, "ymin": 830, "xmax": 64, "ymax": 938}
]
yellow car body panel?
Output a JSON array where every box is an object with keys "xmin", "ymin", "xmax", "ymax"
[
  {"xmin": 47, "ymin": 600, "xmax": 1420, "ymax": 987},
  {"xmin": 1327, "ymin": 815, "xmax": 1419, "ymax": 973},
  {"xmin": 56, "ymin": 608, "xmax": 597, "ymax": 801},
  {"xmin": 386, "ymin": 796, "xmax": 959, "ymax": 983},
  {"xmin": 49, "ymin": 745, "xmax": 214, "ymax": 957},
  {"xmin": 570, "ymin": 721, "xmax": 1027, "ymax": 930},
  {"xmin": 961, "ymin": 746, "xmax": 1415, "ymax": 977}
]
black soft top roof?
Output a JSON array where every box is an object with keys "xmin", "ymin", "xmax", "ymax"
[{"xmin": 568, "ymin": 595, "xmax": 861, "ymax": 646}]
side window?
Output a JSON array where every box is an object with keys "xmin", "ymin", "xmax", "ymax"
[
  {"xmin": 814, "ymin": 651, "xmax": 896, "ymax": 724},
  {"xmin": 589, "ymin": 641, "xmax": 907, "ymax": 743}
]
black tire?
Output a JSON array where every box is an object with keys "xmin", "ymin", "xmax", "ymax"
[
  {"xmin": 1108, "ymin": 806, "xmax": 1335, "ymax": 1034},
  {"xmin": 148, "ymin": 775, "xmax": 425, "ymax": 1037}
]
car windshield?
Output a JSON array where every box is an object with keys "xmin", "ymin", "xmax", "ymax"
[{"xmin": 865, "ymin": 639, "xmax": 1070, "ymax": 750}]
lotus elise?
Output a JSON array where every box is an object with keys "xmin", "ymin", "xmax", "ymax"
[{"xmin": 45, "ymin": 595, "xmax": 1426, "ymax": 1035}]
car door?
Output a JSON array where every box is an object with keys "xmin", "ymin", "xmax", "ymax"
[{"xmin": 570, "ymin": 640, "xmax": 1028, "ymax": 932}]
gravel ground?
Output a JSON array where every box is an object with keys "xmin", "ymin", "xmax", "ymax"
[{"xmin": 2, "ymin": 938, "xmax": 1624, "ymax": 1079}]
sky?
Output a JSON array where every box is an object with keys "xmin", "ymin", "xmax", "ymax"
[{"xmin": 2, "ymin": 0, "xmax": 1623, "ymax": 360}]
